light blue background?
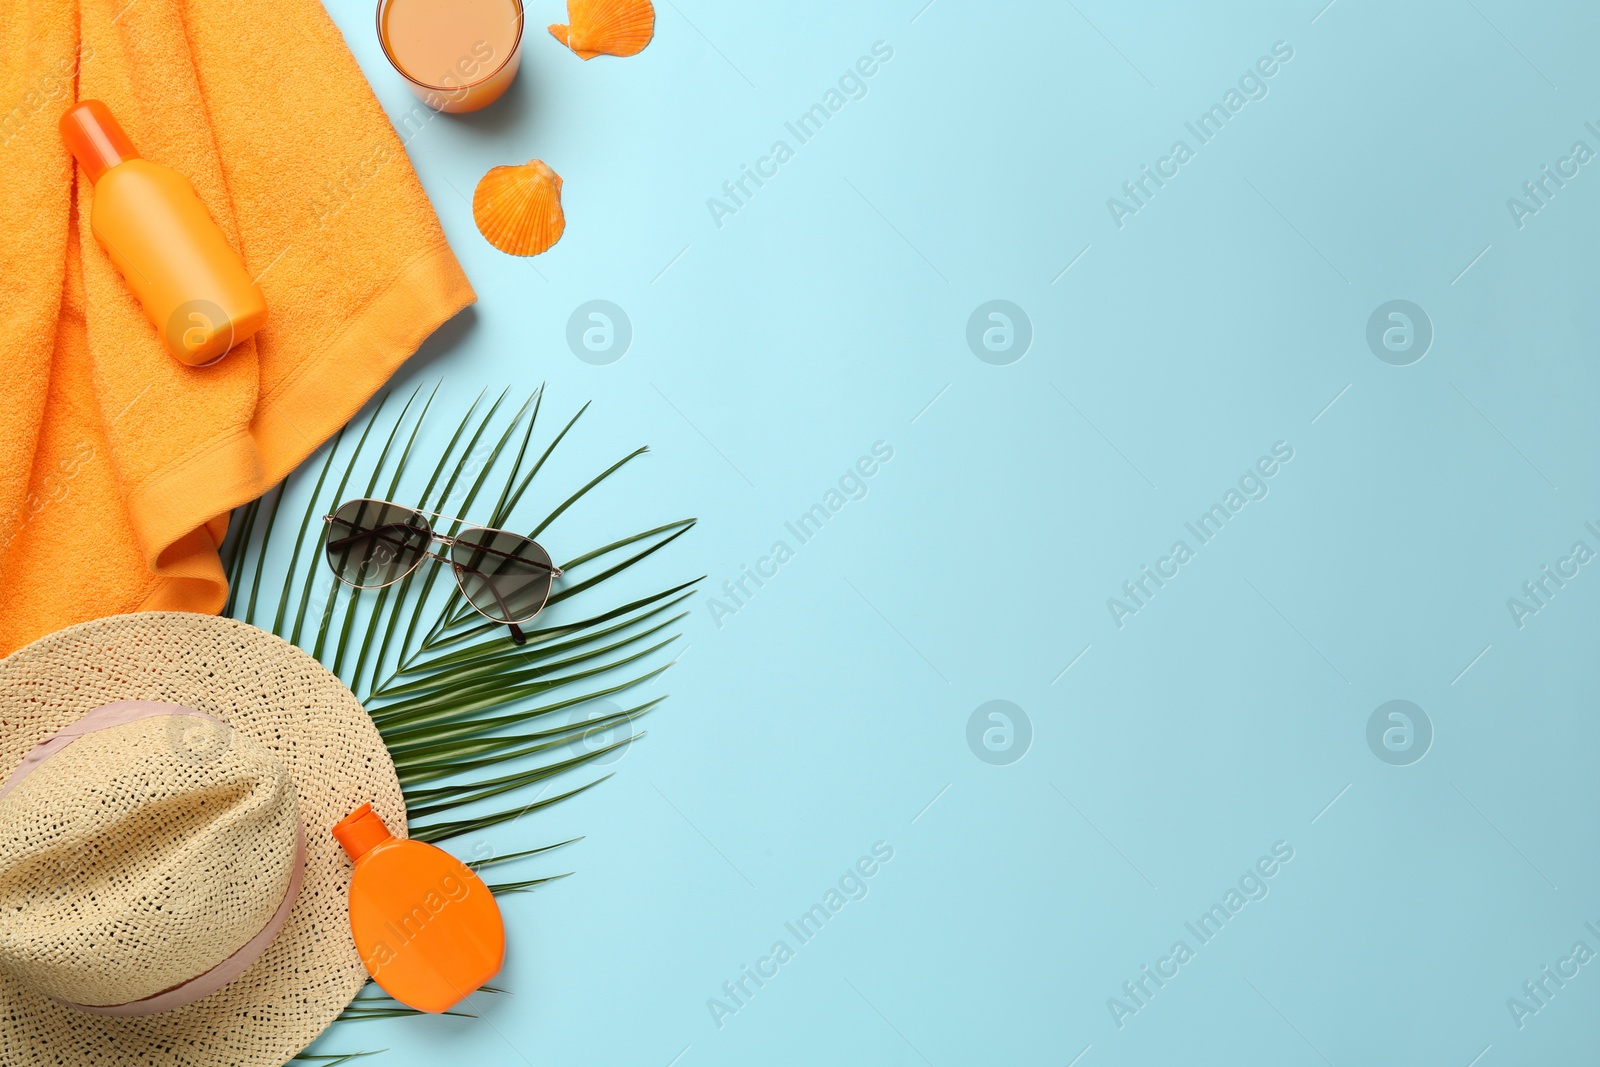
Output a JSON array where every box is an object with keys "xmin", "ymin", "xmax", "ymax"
[{"xmin": 300, "ymin": 1, "xmax": 1600, "ymax": 1064}]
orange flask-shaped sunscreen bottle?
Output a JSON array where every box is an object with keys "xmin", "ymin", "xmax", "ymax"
[
  {"xmin": 60, "ymin": 100, "xmax": 267, "ymax": 366},
  {"xmin": 333, "ymin": 804, "xmax": 507, "ymax": 1013}
]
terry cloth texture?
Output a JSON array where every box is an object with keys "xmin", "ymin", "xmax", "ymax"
[{"xmin": 0, "ymin": 0, "xmax": 476, "ymax": 654}]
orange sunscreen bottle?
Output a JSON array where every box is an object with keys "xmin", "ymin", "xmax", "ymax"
[
  {"xmin": 333, "ymin": 804, "xmax": 506, "ymax": 1013},
  {"xmin": 59, "ymin": 100, "xmax": 267, "ymax": 366}
]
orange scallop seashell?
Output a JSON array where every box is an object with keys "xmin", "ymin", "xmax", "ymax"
[
  {"xmin": 473, "ymin": 160, "xmax": 565, "ymax": 257},
  {"xmin": 548, "ymin": 0, "xmax": 654, "ymax": 60}
]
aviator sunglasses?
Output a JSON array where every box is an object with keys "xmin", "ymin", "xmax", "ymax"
[{"xmin": 323, "ymin": 498, "xmax": 561, "ymax": 645}]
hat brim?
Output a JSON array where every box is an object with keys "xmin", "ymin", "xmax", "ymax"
[{"xmin": 0, "ymin": 612, "xmax": 405, "ymax": 1066}]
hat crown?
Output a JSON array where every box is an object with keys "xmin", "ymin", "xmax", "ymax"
[{"xmin": 0, "ymin": 705, "xmax": 300, "ymax": 1008}]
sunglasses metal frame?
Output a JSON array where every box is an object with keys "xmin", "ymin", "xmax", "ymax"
[{"xmin": 322, "ymin": 497, "xmax": 562, "ymax": 644}]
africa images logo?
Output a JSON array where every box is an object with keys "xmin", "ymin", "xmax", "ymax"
[
  {"xmin": 1106, "ymin": 41, "xmax": 1295, "ymax": 229},
  {"xmin": 706, "ymin": 842, "xmax": 895, "ymax": 1030},
  {"xmin": 706, "ymin": 442, "xmax": 894, "ymax": 629},
  {"xmin": 1107, "ymin": 841, "xmax": 1295, "ymax": 1029},
  {"xmin": 1506, "ymin": 921, "xmax": 1600, "ymax": 1031},
  {"xmin": 1504, "ymin": 518, "xmax": 1600, "ymax": 630},
  {"xmin": 1106, "ymin": 442, "xmax": 1294, "ymax": 629},
  {"xmin": 706, "ymin": 42, "xmax": 895, "ymax": 229}
]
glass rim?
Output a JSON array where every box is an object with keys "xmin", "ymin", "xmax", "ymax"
[{"xmin": 374, "ymin": 0, "xmax": 526, "ymax": 96}]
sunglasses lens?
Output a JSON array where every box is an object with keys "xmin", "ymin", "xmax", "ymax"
[
  {"xmin": 325, "ymin": 500, "xmax": 431, "ymax": 588},
  {"xmin": 448, "ymin": 528, "xmax": 554, "ymax": 624}
]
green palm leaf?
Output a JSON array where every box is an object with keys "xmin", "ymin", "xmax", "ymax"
[{"xmin": 223, "ymin": 386, "xmax": 697, "ymax": 1053}]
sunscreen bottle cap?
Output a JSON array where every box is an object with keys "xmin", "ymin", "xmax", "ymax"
[
  {"xmin": 60, "ymin": 100, "xmax": 140, "ymax": 184},
  {"xmin": 332, "ymin": 804, "xmax": 395, "ymax": 862}
]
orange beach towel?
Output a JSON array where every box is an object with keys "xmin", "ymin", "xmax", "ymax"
[{"xmin": 0, "ymin": 0, "xmax": 475, "ymax": 654}]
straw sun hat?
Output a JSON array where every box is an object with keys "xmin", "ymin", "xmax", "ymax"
[{"xmin": 0, "ymin": 612, "xmax": 405, "ymax": 1066}]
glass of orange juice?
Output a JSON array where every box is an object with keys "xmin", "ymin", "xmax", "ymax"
[{"xmin": 376, "ymin": 0, "xmax": 525, "ymax": 113}]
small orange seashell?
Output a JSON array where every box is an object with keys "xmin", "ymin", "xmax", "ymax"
[
  {"xmin": 473, "ymin": 160, "xmax": 565, "ymax": 257},
  {"xmin": 548, "ymin": 0, "xmax": 654, "ymax": 60}
]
